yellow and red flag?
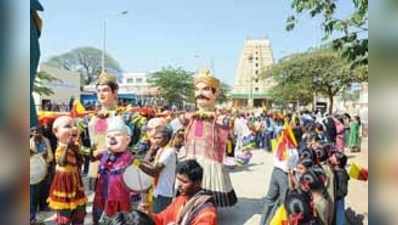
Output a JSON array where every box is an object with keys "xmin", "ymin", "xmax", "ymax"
[
  {"xmin": 71, "ymin": 99, "xmax": 86, "ymax": 117},
  {"xmin": 270, "ymin": 205, "xmax": 288, "ymax": 225},
  {"xmin": 275, "ymin": 123, "xmax": 298, "ymax": 160},
  {"xmin": 348, "ymin": 162, "xmax": 368, "ymax": 181},
  {"xmin": 38, "ymin": 111, "xmax": 69, "ymax": 126}
]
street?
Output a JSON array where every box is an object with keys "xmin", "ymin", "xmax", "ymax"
[{"xmin": 39, "ymin": 140, "xmax": 368, "ymax": 225}]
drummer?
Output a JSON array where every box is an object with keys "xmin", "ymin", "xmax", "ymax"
[
  {"xmin": 29, "ymin": 126, "xmax": 53, "ymax": 224},
  {"xmin": 136, "ymin": 125, "xmax": 176, "ymax": 213},
  {"xmin": 92, "ymin": 117, "xmax": 136, "ymax": 225}
]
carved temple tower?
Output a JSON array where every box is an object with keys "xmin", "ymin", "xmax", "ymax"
[{"xmin": 231, "ymin": 38, "xmax": 275, "ymax": 108}]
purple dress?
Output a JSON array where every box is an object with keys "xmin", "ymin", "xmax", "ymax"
[{"xmin": 93, "ymin": 150, "xmax": 134, "ymax": 223}]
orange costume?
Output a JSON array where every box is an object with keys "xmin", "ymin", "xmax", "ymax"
[
  {"xmin": 47, "ymin": 143, "xmax": 87, "ymax": 225},
  {"xmin": 152, "ymin": 194, "xmax": 217, "ymax": 225}
]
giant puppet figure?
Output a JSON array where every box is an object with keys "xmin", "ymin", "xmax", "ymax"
[
  {"xmin": 87, "ymin": 72, "xmax": 146, "ymax": 189},
  {"xmin": 180, "ymin": 69, "xmax": 237, "ymax": 207}
]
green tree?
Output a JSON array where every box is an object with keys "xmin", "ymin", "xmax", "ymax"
[
  {"xmin": 148, "ymin": 67, "xmax": 194, "ymax": 107},
  {"xmin": 46, "ymin": 47, "xmax": 123, "ymax": 85},
  {"xmin": 217, "ymin": 82, "xmax": 231, "ymax": 104},
  {"xmin": 263, "ymin": 48, "xmax": 367, "ymax": 114},
  {"xmin": 286, "ymin": 0, "xmax": 368, "ymax": 68},
  {"xmin": 33, "ymin": 71, "xmax": 61, "ymax": 96},
  {"xmin": 268, "ymin": 79, "xmax": 313, "ymax": 108}
]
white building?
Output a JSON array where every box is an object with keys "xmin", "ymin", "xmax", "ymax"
[
  {"xmin": 33, "ymin": 64, "xmax": 81, "ymax": 111},
  {"xmin": 85, "ymin": 72, "xmax": 158, "ymax": 95},
  {"xmin": 119, "ymin": 72, "xmax": 159, "ymax": 96}
]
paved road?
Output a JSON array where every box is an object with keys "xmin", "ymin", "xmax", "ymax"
[
  {"xmin": 39, "ymin": 142, "xmax": 368, "ymax": 225},
  {"xmin": 218, "ymin": 150, "xmax": 270, "ymax": 225}
]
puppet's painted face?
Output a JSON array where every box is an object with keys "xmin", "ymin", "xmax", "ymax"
[
  {"xmin": 105, "ymin": 131, "xmax": 130, "ymax": 153},
  {"xmin": 53, "ymin": 117, "xmax": 74, "ymax": 144},
  {"xmin": 194, "ymin": 82, "xmax": 217, "ymax": 110},
  {"xmin": 96, "ymin": 84, "xmax": 117, "ymax": 107}
]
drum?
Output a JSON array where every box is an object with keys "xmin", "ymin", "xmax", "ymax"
[
  {"xmin": 224, "ymin": 156, "xmax": 237, "ymax": 169},
  {"xmin": 236, "ymin": 151, "xmax": 253, "ymax": 166},
  {"xmin": 30, "ymin": 154, "xmax": 47, "ymax": 185},
  {"xmin": 123, "ymin": 165, "xmax": 152, "ymax": 192}
]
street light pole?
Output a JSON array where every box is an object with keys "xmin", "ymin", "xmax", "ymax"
[
  {"xmin": 101, "ymin": 10, "xmax": 128, "ymax": 74},
  {"xmin": 102, "ymin": 19, "xmax": 107, "ymax": 74}
]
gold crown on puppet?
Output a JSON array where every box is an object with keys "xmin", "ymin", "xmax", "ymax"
[
  {"xmin": 97, "ymin": 71, "xmax": 117, "ymax": 85},
  {"xmin": 193, "ymin": 68, "xmax": 220, "ymax": 90}
]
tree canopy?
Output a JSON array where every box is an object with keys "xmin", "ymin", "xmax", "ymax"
[
  {"xmin": 286, "ymin": 0, "xmax": 368, "ymax": 68},
  {"xmin": 263, "ymin": 48, "xmax": 367, "ymax": 113},
  {"xmin": 46, "ymin": 47, "xmax": 123, "ymax": 86},
  {"xmin": 33, "ymin": 71, "xmax": 61, "ymax": 96},
  {"xmin": 148, "ymin": 66, "xmax": 231, "ymax": 107},
  {"xmin": 148, "ymin": 67, "xmax": 195, "ymax": 107},
  {"xmin": 217, "ymin": 82, "xmax": 231, "ymax": 104}
]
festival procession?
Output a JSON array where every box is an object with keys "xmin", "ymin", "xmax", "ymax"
[{"xmin": 30, "ymin": 1, "xmax": 368, "ymax": 225}]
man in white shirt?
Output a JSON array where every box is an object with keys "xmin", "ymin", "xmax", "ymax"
[
  {"xmin": 138, "ymin": 126, "xmax": 177, "ymax": 213},
  {"xmin": 260, "ymin": 143, "xmax": 298, "ymax": 225}
]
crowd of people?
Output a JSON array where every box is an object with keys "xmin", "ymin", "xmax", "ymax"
[
  {"xmin": 30, "ymin": 69, "xmax": 363, "ymax": 225},
  {"xmin": 230, "ymin": 110, "xmax": 362, "ymax": 155},
  {"xmin": 257, "ymin": 111, "xmax": 362, "ymax": 225}
]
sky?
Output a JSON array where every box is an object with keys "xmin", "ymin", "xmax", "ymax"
[{"xmin": 39, "ymin": 0, "xmax": 355, "ymax": 85}]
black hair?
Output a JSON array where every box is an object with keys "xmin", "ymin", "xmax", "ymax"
[
  {"xmin": 284, "ymin": 189, "xmax": 313, "ymax": 223},
  {"xmin": 336, "ymin": 115, "xmax": 345, "ymax": 124},
  {"xmin": 314, "ymin": 147, "xmax": 328, "ymax": 162},
  {"xmin": 354, "ymin": 115, "xmax": 362, "ymax": 125},
  {"xmin": 30, "ymin": 125, "xmax": 44, "ymax": 133},
  {"xmin": 322, "ymin": 144, "xmax": 334, "ymax": 157},
  {"xmin": 107, "ymin": 210, "xmax": 155, "ymax": 225},
  {"xmin": 315, "ymin": 123, "xmax": 324, "ymax": 131},
  {"xmin": 299, "ymin": 157, "xmax": 314, "ymax": 169},
  {"xmin": 305, "ymin": 123, "xmax": 316, "ymax": 133},
  {"xmin": 299, "ymin": 148, "xmax": 315, "ymax": 162},
  {"xmin": 300, "ymin": 170, "xmax": 324, "ymax": 192},
  {"xmin": 176, "ymin": 160, "xmax": 203, "ymax": 183},
  {"xmin": 310, "ymin": 165, "xmax": 327, "ymax": 186},
  {"xmin": 334, "ymin": 151, "xmax": 348, "ymax": 168}
]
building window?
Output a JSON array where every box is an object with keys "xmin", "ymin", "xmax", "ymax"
[
  {"xmin": 127, "ymin": 78, "xmax": 134, "ymax": 83},
  {"xmin": 255, "ymin": 87, "xmax": 259, "ymax": 92},
  {"xmin": 136, "ymin": 78, "xmax": 143, "ymax": 83},
  {"xmin": 255, "ymin": 78, "xmax": 259, "ymax": 83},
  {"xmin": 255, "ymin": 70, "xmax": 259, "ymax": 74},
  {"xmin": 255, "ymin": 63, "xmax": 259, "ymax": 67}
]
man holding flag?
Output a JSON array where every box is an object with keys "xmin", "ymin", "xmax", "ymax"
[{"xmin": 260, "ymin": 118, "xmax": 299, "ymax": 225}]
